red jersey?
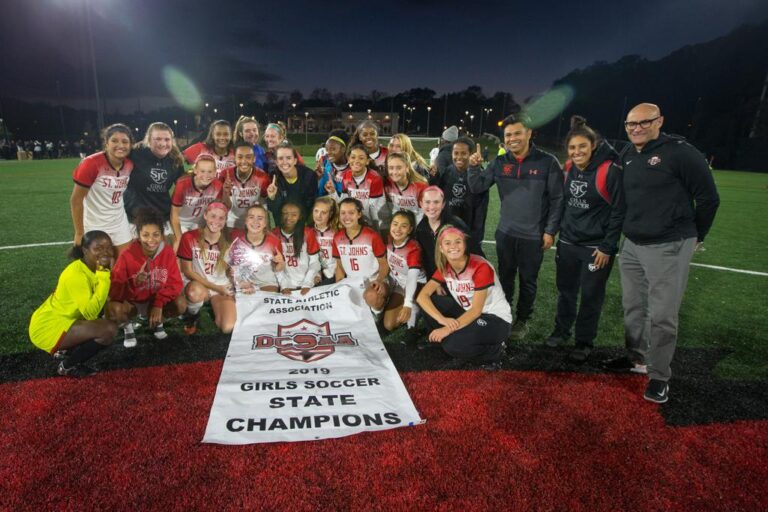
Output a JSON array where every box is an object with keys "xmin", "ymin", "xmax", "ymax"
[
  {"xmin": 72, "ymin": 152, "xmax": 134, "ymax": 232},
  {"xmin": 384, "ymin": 179, "xmax": 428, "ymax": 224},
  {"xmin": 183, "ymin": 143, "xmax": 235, "ymax": 178},
  {"xmin": 332, "ymin": 226, "xmax": 386, "ymax": 281},
  {"xmin": 227, "ymin": 230, "xmax": 282, "ymax": 289},
  {"xmin": 219, "ymin": 166, "xmax": 270, "ymax": 228},
  {"xmin": 110, "ymin": 240, "xmax": 183, "ymax": 308},
  {"xmin": 386, "ymin": 238, "xmax": 426, "ymax": 291},
  {"xmin": 340, "ymin": 168, "xmax": 386, "ymax": 227},
  {"xmin": 177, "ymin": 229, "xmax": 229, "ymax": 285},
  {"xmin": 432, "ymin": 255, "xmax": 512, "ymax": 323},
  {"xmin": 171, "ymin": 175, "xmax": 224, "ymax": 232},
  {"xmin": 369, "ymin": 146, "xmax": 389, "ymax": 174}
]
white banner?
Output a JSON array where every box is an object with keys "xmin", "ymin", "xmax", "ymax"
[{"xmin": 202, "ymin": 283, "xmax": 425, "ymax": 444}]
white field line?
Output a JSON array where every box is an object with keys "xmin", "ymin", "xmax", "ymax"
[
  {"xmin": 480, "ymin": 240, "xmax": 768, "ymax": 277},
  {"xmin": 1, "ymin": 239, "xmax": 765, "ymax": 277}
]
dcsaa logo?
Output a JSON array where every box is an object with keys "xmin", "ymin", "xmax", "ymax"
[{"xmin": 570, "ymin": 180, "xmax": 588, "ymax": 198}]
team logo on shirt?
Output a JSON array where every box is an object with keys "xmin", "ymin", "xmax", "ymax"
[
  {"xmin": 150, "ymin": 168, "xmax": 168, "ymax": 184},
  {"xmin": 252, "ymin": 319, "xmax": 358, "ymax": 363},
  {"xmin": 648, "ymin": 155, "xmax": 662, "ymax": 166},
  {"xmin": 570, "ymin": 181, "xmax": 588, "ymax": 198},
  {"xmin": 452, "ymin": 182, "xmax": 467, "ymax": 199},
  {"xmin": 502, "ymin": 164, "xmax": 513, "ymax": 175}
]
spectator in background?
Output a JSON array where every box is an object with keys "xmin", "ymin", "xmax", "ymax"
[{"xmin": 429, "ymin": 125, "xmax": 458, "ymax": 179}]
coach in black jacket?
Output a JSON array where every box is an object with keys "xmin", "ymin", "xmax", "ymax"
[
  {"xmin": 603, "ymin": 103, "xmax": 720, "ymax": 404},
  {"xmin": 468, "ymin": 113, "xmax": 564, "ymax": 340}
]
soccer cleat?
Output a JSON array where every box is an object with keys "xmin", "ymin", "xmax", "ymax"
[
  {"xmin": 153, "ymin": 324, "xmax": 168, "ymax": 340},
  {"xmin": 508, "ymin": 320, "xmax": 529, "ymax": 341},
  {"xmin": 183, "ymin": 312, "xmax": 200, "ymax": 335},
  {"xmin": 545, "ymin": 331, "xmax": 568, "ymax": 348},
  {"xmin": 57, "ymin": 361, "xmax": 97, "ymax": 378},
  {"xmin": 644, "ymin": 379, "xmax": 669, "ymax": 404},
  {"xmin": 568, "ymin": 346, "xmax": 592, "ymax": 363},
  {"xmin": 52, "ymin": 350, "xmax": 68, "ymax": 361},
  {"xmin": 123, "ymin": 329, "xmax": 137, "ymax": 348},
  {"xmin": 601, "ymin": 356, "xmax": 647, "ymax": 374}
]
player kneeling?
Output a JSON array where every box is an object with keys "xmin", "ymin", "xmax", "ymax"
[
  {"xmin": 177, "ymin": 202, "xmax": 236, "ymax": 334},
  {"xmin": 332, "ymin": 198, "xmax": 390, "ymax": 317},
  {"xmin": 382, "ymin": 210, "xmax": 426, "ymax": 343},
  {"xmin": 108, "ymin": 208, "xmax": 186, "ymax": 347},
  {"xmin": 416, "ymin": 227, "xmax": 512, "ymax": 369}
]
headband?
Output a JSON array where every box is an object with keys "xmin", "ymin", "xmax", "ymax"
[
  {"xmin": 206, "ymin": 201, "xmax": 229, "ymax": 214},
  {"xmin": 327, "ymin": 136, "xmax": 347, "ymax": 147},
  {"xmin": 266, "ymin": 123, "xmax": 284, "ymax": 134},
  {"xmin": 421, "ymin": 185, "xmax": 444, "ymax": 200},
  {"xmin": 437, "ymin": 226, "xmax": 466, "ymax": 243}
]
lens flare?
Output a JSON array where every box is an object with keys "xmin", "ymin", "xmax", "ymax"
[
  {"xmin": 162, "ymin": 66, "xmax": 202, "ymax": 111},
  {"xmin": 522, "ymin": 85, "xmax": 575, "ymax": 129}
]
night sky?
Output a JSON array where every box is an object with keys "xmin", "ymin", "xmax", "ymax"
[{"xmin": 2, "ymin": 0, "xmax": 767, "ymax": 111}]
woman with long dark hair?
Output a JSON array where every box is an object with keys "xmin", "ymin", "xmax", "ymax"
[{"xmin": 546, "ymin": 116, "xmax": 624, "ymax": 362}]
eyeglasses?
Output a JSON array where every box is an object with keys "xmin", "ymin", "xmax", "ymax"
[{"xmin": 624, "ymin": 117, "xmax": 660, "ymax": 130}]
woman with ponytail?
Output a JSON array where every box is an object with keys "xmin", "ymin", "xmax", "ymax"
[{"xmin": 546, "ymin": 115, "xmax": 624, "ymax": 362}]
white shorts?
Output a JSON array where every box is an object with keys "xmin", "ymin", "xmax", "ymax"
[{"xmin": 85, "ymin": 213, "xmax": 133, "ymax": 246}]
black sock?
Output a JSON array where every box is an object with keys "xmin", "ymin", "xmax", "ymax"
[{"xmin": 63, "ymin": 340, "xmax": 105, "ymax": 367}]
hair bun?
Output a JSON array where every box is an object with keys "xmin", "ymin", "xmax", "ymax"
[{"xmin": 570, "ymin": 115, "xmax": 587, "ymax": 129}]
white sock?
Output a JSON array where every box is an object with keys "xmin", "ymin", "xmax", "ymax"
[
  {"xmin": 407, "ymin": 305, "xmax": 420, "ymax": 329},
  {"xmin": 187, "ymin": 302, "xmax": 203, "ymax": 315},
  {"xmin": 123, "ymin": 323, "xmax": 135, "ymax": 336}
]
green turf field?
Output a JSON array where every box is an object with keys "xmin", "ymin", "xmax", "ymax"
[{"xmin": 1, "ymin": 157, "xmax": 766, "ymax": 379}]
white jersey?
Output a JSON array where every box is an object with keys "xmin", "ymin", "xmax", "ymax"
[
  {"xmin": 276, "ymin": 227, "xmax": 321, "ymax": 290},
  {"xmin": 332, "ymin": 226, "xmax": 386, "ymax": 282},
  {"xmin": 432, "ymin": 254, "xmax": 512, "ymax": 324},
  {"xmin": 177, "ymin": 229, "xmax": 230, "ymax": 287},
  {"xmin": 226, "ymin": 230, "xmax": 282, "ymax": 289},
  {"xmin": 313, "ymin": 226, "xmax": 337, "ymax": 279},
  {"xmin": 72, "ymin": 152, "xmax": 134, "ymax": 245}
]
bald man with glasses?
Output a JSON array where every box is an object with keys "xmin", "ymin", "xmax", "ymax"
[{"xmin": 602, "ymin": 103, "xmax": 720, "ymax": 404}]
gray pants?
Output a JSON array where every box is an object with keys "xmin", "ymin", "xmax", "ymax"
[{"xmin": 619, "ymin": 237, "xmax": 696, "ymax": 381}]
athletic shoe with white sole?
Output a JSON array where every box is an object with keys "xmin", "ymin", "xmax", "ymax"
[
  {"xmin": 52, "ymin": 350, "xmax": 68, "ymax": 360},
  {"xmin": 644, "ymin": 379, "xmax": 669, "ymax": 404},
  {"xmin": 153, "ymin": 324, "xmax": 168, "ymax": 340},
  {"xmin": 123, "ymin": 330, "xmax": 138, "ymax": 348}
]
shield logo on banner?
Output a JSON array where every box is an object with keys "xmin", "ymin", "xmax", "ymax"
[{"xmin": 276, "ymin": 319, "xmax": 335, "ymax": 363}]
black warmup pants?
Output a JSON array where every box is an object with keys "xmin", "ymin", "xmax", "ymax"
[
  {"xmin": 423, "ymin": 294, "xmax": 510, "ymax": 363},
  {"xmin": 495, "ymin": 231, "xmax": 544, "ymax": 322},
  {"xmin": 553, "ymin": 241, "xmax": 614, "ymax": 348}
]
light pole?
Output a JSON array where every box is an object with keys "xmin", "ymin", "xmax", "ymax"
[
  {"xmin": 304, "ymin": 112, "xmax": 309, "ymax": 145},
  {"xmin": 173, "ymin": 119, "xmax": 178, "ymax": 136},
  {"xmin": 480, "ymin": 107, "xmax": 492, "ymax": 134},
  {"xmin": 426, "ymin": 106, "xmax": 432, "ymax": 136},
  {"xmin": 470, "ymin": 114, "xmax": 475, "ymax": 136},
  {"xmin": 84, "ymin": 0, "xmax": 104, "ymax": 132},
  {"xmin": 402, "ymin": 104, "xmax": 407, "ymax": 132}
]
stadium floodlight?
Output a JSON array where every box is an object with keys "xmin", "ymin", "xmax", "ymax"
[{"xmin": 427, "ymin": 107, "xmax": 432, "ymax": 136}]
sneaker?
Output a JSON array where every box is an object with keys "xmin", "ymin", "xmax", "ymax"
[
  {"xmin": 52, "ymin": 350, "xmax": 68, "ymax": 361},
  {"xmin": 153, "ymin": 325, "xmax": 168, "ymax": 340},
  {"xmin": 545, "ymin": 332, "xmax": 568, "ymax": 348},
  {"xmin": 644, "ymin": 379, "xmax": 669, "ymax": 404},
  {"xmin": 601, "ymin": 356, "xmax": 647, "ymax": 374},
  {"xmin": 132, "ymin": 314, "xmax": 147, "ymax": 330},
  {"xmin": 568, "ymin": 346, "xmax": 592, "ymax": 363},
  {"xmin": 57, "ymin": 361, "xmax": 97, "ymax": 378},
  {"xmin": 509, "ymin": 320, "xmax": 529, "ymax": 341},
  {"xmin": 183, "ymin": 312, "xmax": 200, "ymax": 335},
  {"xmin": 123, "ymin": 330, "xmax": 138, "ymax": 348}
]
